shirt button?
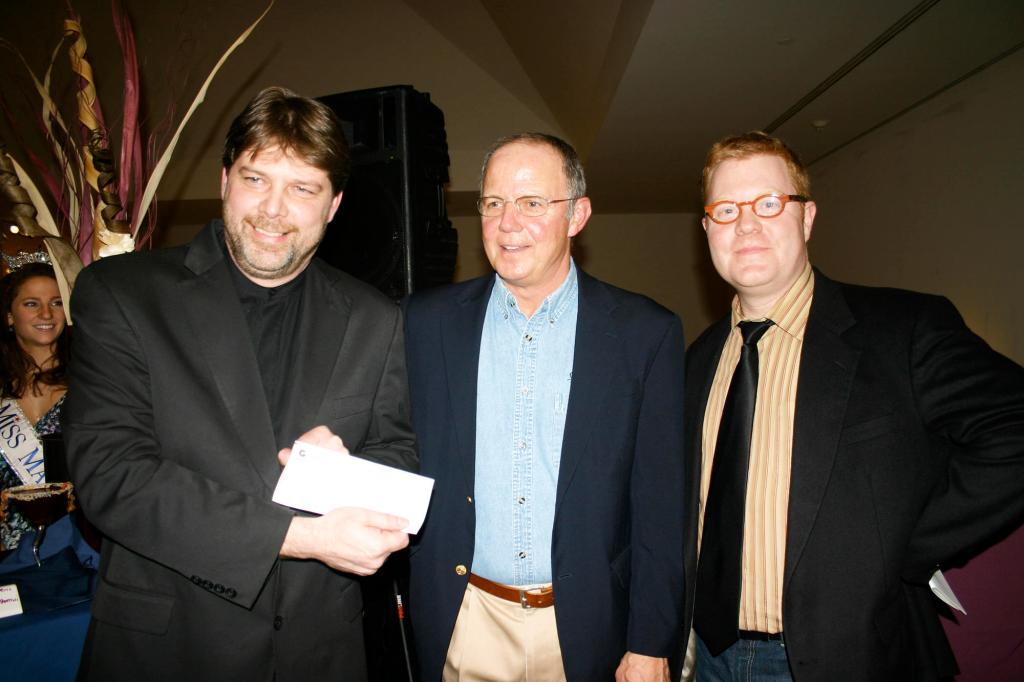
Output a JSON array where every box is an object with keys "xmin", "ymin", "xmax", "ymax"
[
  {"xmin": 467, "ymin": 496, "xmax": 473, "ymax": 504},
  {"xmin": 455, "ymin": 565, "xmax": 468, "ymax": 576},
  {"xmin": 518, "ymin": 551, "xmax": 527, "ymax": 559},
  {"xmin": 519, "ymin": 440, "xmax": 526, "ymax": 449},
  {"xmin": 524, "ymin": 334, "xmax": 533, "ymax": 342},
  {"xmin": 273, "ymin": 615, "xmax": 283, "ymax": 630},
  {"xmin": 518, "ymin": 497, "xmax": 526, "ymax": 505},
  {"xmin": 520, "ymin": 386, "xmax": 529, "ymax": 395}
]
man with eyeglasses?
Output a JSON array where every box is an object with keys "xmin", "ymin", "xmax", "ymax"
[
  {"xmin": 683, "ymin": 131, "xmax": 1024, "ymax": 681},
  {"xmin": 404, "ymin": 132, "xmax": 686, "ymax": 681}
]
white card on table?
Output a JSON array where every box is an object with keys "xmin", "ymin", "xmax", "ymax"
[
  {"xmin": 0, "ymin": 583, "xmax": 23, "ymax": 618},
  {"xmin": 272, "ymin": 440, "xmax": 434, "ymax": 534}
]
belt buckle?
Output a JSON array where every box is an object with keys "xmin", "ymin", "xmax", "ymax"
[{"xmin": 518, "ymin": 589, "xmax": 531, "ymax": 609}]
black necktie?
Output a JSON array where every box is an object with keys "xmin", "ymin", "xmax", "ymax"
[{"xmin": 694, "ymin": 319, "xmax": 774, "ymax": 656}]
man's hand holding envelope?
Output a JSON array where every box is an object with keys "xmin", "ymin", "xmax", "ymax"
[{"xmin": 276, "ymin": 426, "xmax": 433, "ymax": 576}]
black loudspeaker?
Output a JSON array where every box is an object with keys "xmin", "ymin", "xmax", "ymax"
[{"xmin": 317, "ymin": 85, "xmax": 458, "ymax": 299}]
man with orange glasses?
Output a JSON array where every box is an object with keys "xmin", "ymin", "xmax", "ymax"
[{"xmin": 683, "ymin": 131, "xmax": 1024, "ymax": 681}]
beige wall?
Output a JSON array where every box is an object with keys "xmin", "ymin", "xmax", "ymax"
[
  {"xmin": 157, "ymin": 39, "xmax": 1024, "ymax": 365},
  {"xmin": 453, "ymin": 48, "xmax": 1024, "ymax": 363},
  {"xmin": 809, "ymin": 48, "xmax": 1024, "ymax": 364}
]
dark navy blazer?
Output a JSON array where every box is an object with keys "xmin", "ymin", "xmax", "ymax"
[{"xmin": 404, "ymin": 269, "xmax": 687, "ymax": 681}]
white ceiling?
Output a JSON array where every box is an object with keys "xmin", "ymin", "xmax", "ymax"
[{"xmin": 1, "ymin": 0, "xmax": 1022, "ymax": 221}]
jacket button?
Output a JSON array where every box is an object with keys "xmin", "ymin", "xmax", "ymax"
[
  {"xmin": 273, "ymin": 615, "xmax": 283, "ymax": 630},
  {"xmin": 455, "ymin": 565, "xmax": 467, "ymax": 576}
]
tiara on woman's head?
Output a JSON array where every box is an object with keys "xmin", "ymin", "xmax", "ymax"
[
  {"xmin": 1, "ymin": 231, "xmax": 54, "ymax": 278},
  {"xmin": 2, "ymin": 248, "xmax": 51, "ymax": 273}
]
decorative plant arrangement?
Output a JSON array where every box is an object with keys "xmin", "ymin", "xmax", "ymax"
[{"xmin": 0, "ymin": 1, "xmax": 273, "ymax": 312}]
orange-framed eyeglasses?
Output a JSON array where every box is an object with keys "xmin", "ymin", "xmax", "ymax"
[{"xmin": 704, "ymin": 194, "xmax": 809, "ymax": 225}]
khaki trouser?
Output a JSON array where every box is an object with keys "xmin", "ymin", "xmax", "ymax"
[{"xmin": 444, "ymin": 581, "xmax": 567, "ymax": 682}]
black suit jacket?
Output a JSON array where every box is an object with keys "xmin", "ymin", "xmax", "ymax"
[
  {"xmin": 683, "ymin": 270, "xmax": 1024, "ymax": 681},
  {"xmin": 404, "ymin": 269, "xmax": 687, "ymax": 681},
  {"xmin": 64, "ymin": 222, "xmax": 416, "ymax": 681}
]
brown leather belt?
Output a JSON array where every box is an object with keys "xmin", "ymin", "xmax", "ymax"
[{"xmin": 469, "ymin": 573, "xmax": 554, "ymax": 609}]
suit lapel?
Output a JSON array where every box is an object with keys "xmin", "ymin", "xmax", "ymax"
[
  {"xmin": 784, "ymin": 273, "xmax": 860, "ymax": 588},
  {"xmin": 556, "ymin": 271, "xmax": 618, "ymax": 502},
  {"xmin": 278, "ymin": 263, "xmax": 351, "ymax": 442},
  {"xmin": 442, "ymin": 277, "xmax": 491, "ymax": 494},
  {"xmin": 685, "ymin": 319, "xmax": 730, "ymax": 526},
  {"xmin": 179, "ymin": 224, "xmax": 280, "ymax": 491}
]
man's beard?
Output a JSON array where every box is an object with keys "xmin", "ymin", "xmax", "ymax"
[{"xmin": 223, "ymin": 211, "xmax": 322, "ymax": 283}]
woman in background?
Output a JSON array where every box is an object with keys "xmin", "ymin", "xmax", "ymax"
[{"xmin": 0, "ymin": 261, "xmax": 69, "ymax": 550}]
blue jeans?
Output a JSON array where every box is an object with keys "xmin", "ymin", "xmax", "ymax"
[{"xmin": 695, "ymin": 634, "xmax": 794, "ymax": 682}]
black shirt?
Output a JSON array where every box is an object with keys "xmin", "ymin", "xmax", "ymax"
[{"xmin": 224, "ymin": 246, "xmax": 307, "ymax": 447}]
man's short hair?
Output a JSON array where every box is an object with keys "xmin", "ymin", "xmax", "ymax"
[
  {"xmin": 479, "ymin": 132, "xmax": 587, "ymax": 202},
  {"xmin": 702, "ymin": 131, "xmax": 810, "ymax": 201},
  {"xmin": 222, "ymin": 86, "xmax": 351, "ymax": 194}
]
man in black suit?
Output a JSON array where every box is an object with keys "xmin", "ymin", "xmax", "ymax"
[
  {"xmin": 684, "ymin": 131, "xmax": 1024, "ymax": 681},
  {"xmin": 404, "ymin": 133, "xmax": 686, "ymax": 681},
  {"xmin": 65, "ymin": 86, "xmax": 416, "ymax": 681}
]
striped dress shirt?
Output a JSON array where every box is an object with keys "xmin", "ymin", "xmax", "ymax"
[{"xmin": 699, "ymin": 263, "xmax": 814, "ymax": 634}]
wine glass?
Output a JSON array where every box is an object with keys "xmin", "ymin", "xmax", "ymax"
[{"xmin": 0, "ymin": 482, "xmax": 75, "ymax": 567}]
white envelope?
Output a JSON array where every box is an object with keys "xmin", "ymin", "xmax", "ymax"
[{"xmin": 272, "ymin": 440, "xmax": 434, "ymax": 534}]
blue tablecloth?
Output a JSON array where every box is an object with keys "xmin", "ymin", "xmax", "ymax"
[{"xmin": 0, "ymin": 516, "xmax": 99, "ymax": 682}]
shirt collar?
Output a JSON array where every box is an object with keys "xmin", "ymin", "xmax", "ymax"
[
  {"xmin": 492, "ymin": 259, "xmax": 579, "ymax": 323},
  {"xmin": 730, "ymin": 262, "xmax": 814, "ymax": 341}
]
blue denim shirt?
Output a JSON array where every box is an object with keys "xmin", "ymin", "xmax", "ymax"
[{"xmin": 472, "ymin": 262, "xmax": 579, "ymax": 585}]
